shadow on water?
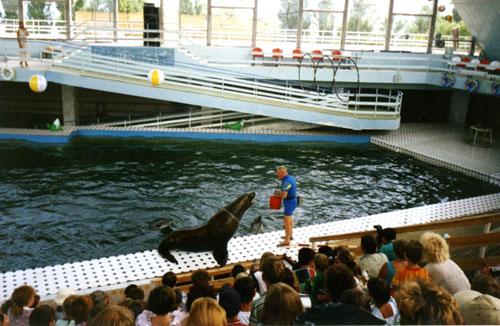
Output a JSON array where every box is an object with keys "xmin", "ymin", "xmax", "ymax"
[{"xmin": 0, "ymin": 136, "xmax": 498, "ymax": 272}]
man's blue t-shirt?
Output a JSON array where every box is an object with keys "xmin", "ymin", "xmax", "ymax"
[{"xmin": 282, "ymin": 174, "xmax": 297, "ymax": 198}]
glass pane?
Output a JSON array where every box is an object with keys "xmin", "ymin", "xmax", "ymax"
[
  {"xmin": 432, "ymin": 0, "xmax": 471, "ymax": 54},
  {"xmin": 1, "ymin": 0, "xmax": 19, "ymax": 19},
  {"xmin": 276, "ymin": 0, "xmax": 299, "ymax": 30},
  {"xmin": 346, "ymin": 0, "xmax": 378, "ymax": 32},
  {"xmin": 180, "ymin": 0, "xmax": 207, "ymax": 44},
  {"xmin": 301, "ymin": 12, "xmax": 344, "ymax": 50},
  {"xmin": 212, "ymin": 0, "xmax": 254, "ymax": 8},
  {"xmin": 211, "ymin": 7, "xmax": 253, "ymax": 46},
  {"xmin": 256, "ymin": 1, "xmax": 295, "ymax": 46},
  {"xmin": 393, "ymin": 0, "xmax": 433, "ymax": 15},
  {"xmin": 303, "ymin": 0, "xmax": 346, "ymax": 11},
  {"xmin": 390, "ymin": 15, "xmax": 430, "ymax": 52},
  {"xmin": 344, "ymin": 0, "xmax": 385, "ymax": 50}
]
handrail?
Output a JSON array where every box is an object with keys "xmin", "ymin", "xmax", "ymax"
[
  {"xmin": 51, "ymin": 42, "xmax": 403, "ymax": 120},
  {"xmin": 309, "ymin": 212, "xmax": 500, "ymax": 244}
]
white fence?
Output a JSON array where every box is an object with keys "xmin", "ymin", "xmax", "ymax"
[{"xmin": 0, "ymin": 19, "xmax": 472, "ymax": 54}]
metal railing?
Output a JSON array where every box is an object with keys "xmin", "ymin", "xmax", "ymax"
[
  {"xmin": 49, "ymin": 42, "xmax": 402, "ymax": 121},
  {"xmin": 0, "ymin": 18, "xmax": 66, "ymax": 39},
  {"xmin": 96, "ymin": 108, "xmax": 276, "ymax": 129},
  {"xmin": 0, "ymin": 19, "xmax": 472, "ymax": 54}
]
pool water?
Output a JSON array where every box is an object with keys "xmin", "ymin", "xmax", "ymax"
[{"xmin": 0, "ymin": 137, "xmax": 498, "ymax": 272}]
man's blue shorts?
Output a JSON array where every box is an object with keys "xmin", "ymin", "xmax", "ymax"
[{"xmin": 284, "ymin": 198, "xmax": 297, "ymax": 216}]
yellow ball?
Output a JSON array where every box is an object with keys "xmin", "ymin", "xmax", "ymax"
[
  {"xmin": 148, "ymin": 69, "xmax": 164, "ymax": 86},
  {"xmin": 29, "ymin": 75, "xmax": 47, "ymax": 93}
]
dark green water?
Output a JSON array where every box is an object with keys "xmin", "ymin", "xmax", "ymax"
[{"xmin": 0, "ymin": 137, "xmax": 498, "ymax": 273}]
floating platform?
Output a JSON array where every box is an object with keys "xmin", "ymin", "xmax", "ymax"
[{"xmin": 0, "ymin": 123, "xmax": 499, "ymax": 302}]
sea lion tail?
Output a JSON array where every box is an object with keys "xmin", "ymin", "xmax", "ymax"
[{"xmin": 158, "ymin": 240, "xmax": 178, "ymax": 264}]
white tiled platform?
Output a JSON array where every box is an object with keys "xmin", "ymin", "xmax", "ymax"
[
  {"xmin": 1, "ymin": 123, "xmax": 499, "ymax": 302},
  {"xmin": 372, "ymin": 124, "xmax": 500, "ymax": 185},
  {"xmin": 1, "ymin": 193, "xmax": 499, "ymax": 302}
]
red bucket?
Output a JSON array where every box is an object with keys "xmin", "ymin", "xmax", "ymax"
[{"xmin": 270, "ymin": 195, "xmax": 282, "ymax": 210}]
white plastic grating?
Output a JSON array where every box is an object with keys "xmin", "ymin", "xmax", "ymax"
[
  {"xmin": 372, "ymin": 123, "xmax": 500, "ymax": 185},
  {"xmin": 1, "ymin": 193, "xmax": 499, "ymax": 302}
]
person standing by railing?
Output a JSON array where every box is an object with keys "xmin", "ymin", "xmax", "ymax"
[{"xmin": 17, "ymin": 21, "xmax": 30, "ymax": 68}]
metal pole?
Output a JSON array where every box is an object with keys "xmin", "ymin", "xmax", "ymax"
[
  {"xmin": 251, "ymin": 0, "xmax": 258, "ymax": 47},
  {"xmin": 207, "ymin": 0, "xmax": 212, "ymax": 46},
  {"xmin": 426, "ymin": 0, "xmax": 438, "ymax": 54},
  {"xmin": 65, "ymin": 0, "xmax": 72, "ymax": 40},
  {"xmin": 18, "ymin": 0, "xmax": 24, "ymax": 22},
  {"xmin": 296, "ymin": 0, "xmax": 303, "ymax": 50},
  {"xmin": 384, "ymin": 0, "xmax": 394, "ymax": 51},
  {"xmin": 113, "ymin": 0, "xmax": 118, "ymax": 42},
  {"xmin": 340, "ymin": 0, "xmax": 349, "ymax": 50}
]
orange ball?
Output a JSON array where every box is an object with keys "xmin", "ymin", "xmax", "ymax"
[
  {"xmin": 438, "ymin": 5, "xmax": 446, "ymax": 12},
  {"xmin": 445, "ymin": 15, "xmax": 452, "ymax": 22}
]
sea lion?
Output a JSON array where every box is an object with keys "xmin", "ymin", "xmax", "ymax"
[
  {"xmin": 158, "ymin": 192, "xmax": 256, "ymax": 267},
  {"xmin": 147, "ymin": 218, "xmax": 173, "ymax": 231},
  {"xmin": 250, "ymin": 215, "xmax": 264, "ymax": 234}
]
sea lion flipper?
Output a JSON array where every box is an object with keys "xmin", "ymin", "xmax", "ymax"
[
  {"xmin": 158, "ymin": 240, "xmax": 179, "ymax": 264},
  {"xmin": 213, "ymin": 246, "xmax": 228, "ymax": 267}
]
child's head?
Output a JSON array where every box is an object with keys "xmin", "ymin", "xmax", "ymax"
[
  {"xmin": 313, "ymin": 253, "xmax": 330, "ymax": 273},
  {"xmin": 340, "ymin": 288, "xmax": 371, "ymax": 312},
  {"xmin": 367, "ymin": 277, "xmax": 391, "ymax": 307},
  {"xmin": 404, "ymin": 240, "xmax": 424, "ymax": 264},
  {"xmin": 393, "ymin": 239, "xmax": 407, "ymax": 260}
]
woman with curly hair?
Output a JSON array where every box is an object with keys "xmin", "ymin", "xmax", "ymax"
[
  {"xmin": 395, "ymin": 280, "xmax": 463, "ymax": 325},
  {"xmin": 420, "ymin": 232, "xmax": 470, "ymax": 295},
  {"xmin": 8, "ymin": 285, "xmax": 36, "ymax": 326}
]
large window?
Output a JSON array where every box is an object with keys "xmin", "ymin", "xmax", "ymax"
[{"xmin": 301, "ymin": 0, "xmax": 345, "ymax": 50}]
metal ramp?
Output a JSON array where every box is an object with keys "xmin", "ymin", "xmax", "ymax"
[
  {"xmin": 95, "ymin": 108, "xmax": 276, "ymax": 129},
  {"xmin": 47, "ymin": 43, "xmax": 402, "ymax": 130}
]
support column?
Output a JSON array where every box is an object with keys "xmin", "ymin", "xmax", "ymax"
[
  {"xmin": 62, "ymin": 85, "xmax": 79, "ymax": 126},
  {"xmin": 65, "ymin": 0, "xmax": 72, "ymax": 40},
  {"xmin": 426, "ymin": 0, "xmax": 438, "ymax": 54},
  {"xmin": 295, "ymin": 0, "xmax": 303, "ymax": 50},
  {"xmin": 207, "ymin": 0, "xmax": 212, "ymax": 46},
  {"xmin": 384, "ymin": 0, "xmax": 394, "ymax": 51},
  {"xmin": 251, "ymin": 0, "xmax": 258, "ymax": 48},
  {"xmin": 113, "ymin": 0, "xmax": 118, "ymax": 42},
  {"xmin": 18, "ymin": 0, "xmax": 24, "ymax": 21},
  {"xmin": 449, "ymin": 90, "xmax": 469, "ymax": 127},
  {"xmin": 340, "ymin": 0, "xmax": 348, "ymax": 50}
]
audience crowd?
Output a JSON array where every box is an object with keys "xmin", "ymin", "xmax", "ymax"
[{"xmin": 2, "ymin": 229, "xmax": 500, "ymax": 325}]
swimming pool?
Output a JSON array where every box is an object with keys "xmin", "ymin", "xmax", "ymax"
[{"xmin": 0, "ymin": 137, "xmax": 498, "ymax": 272}]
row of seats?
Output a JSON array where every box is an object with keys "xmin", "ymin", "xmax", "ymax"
[
  {"xmin": 450, "ymin": 56, "xmax": 500, "ymax": 72},
  {"xmin": 252, "ymin": 47, "xmax": 344, "ymax": 61}
]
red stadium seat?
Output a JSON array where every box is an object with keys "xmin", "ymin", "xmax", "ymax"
[
  {"xmin": 292, "ymin": 48, "xmax": 303, "ymax": 60},
  {"xmin": 312, "ymin": 49, "xmax": 323, "ymax": 60},
  {"xmin": 252, "ymin": 47, "xmax": 263, "ymax": 58},
  {"xmin": 272, "ymin": 48, "xmax": 284, "ymax": 59}
]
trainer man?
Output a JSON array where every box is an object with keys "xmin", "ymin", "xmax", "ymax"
[{"xmin": 275, "ymin": 166, "xmax": 297, "ymax": 246}]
